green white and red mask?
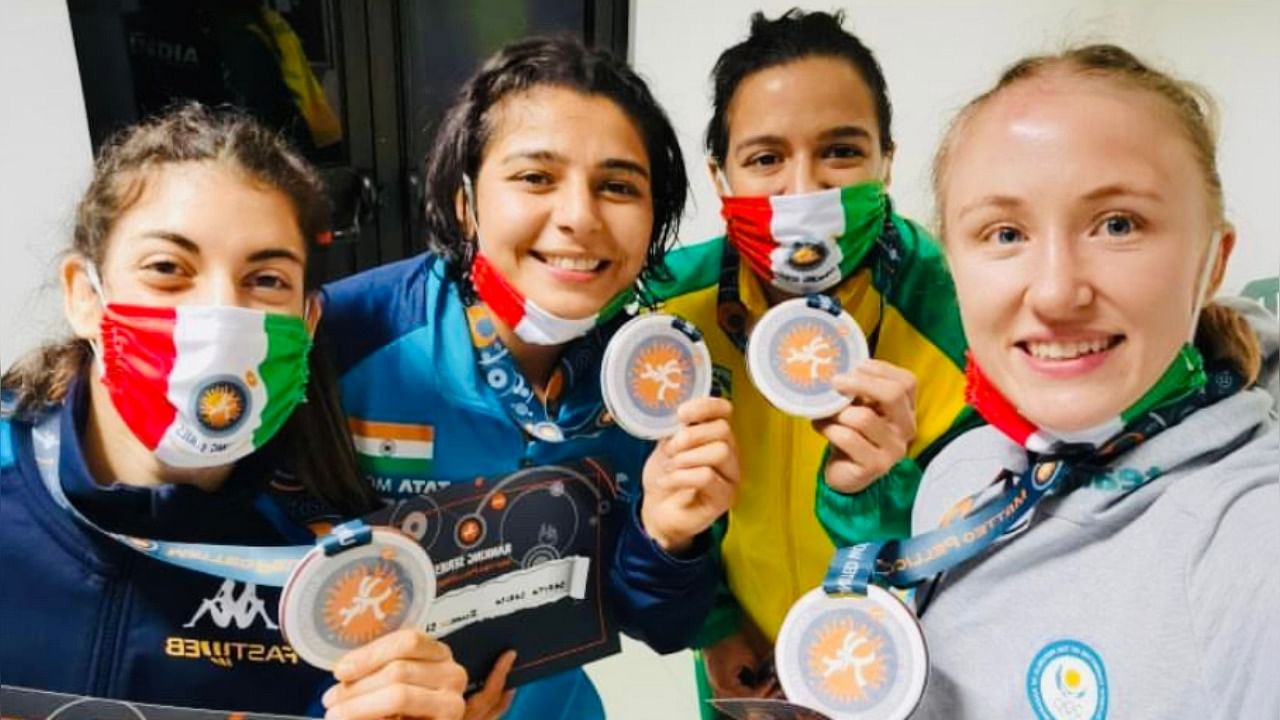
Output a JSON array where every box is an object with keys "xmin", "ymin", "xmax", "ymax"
[
  {"xmin": 720, "ymin": 180, "xmax": 887, "ymax": 294},
  {"xmin": 967, "ymin": 230, "xmax": 1221, "ymax": 453},
  {"xmin": 88, "ymin": 267, "xmax": 311, "ymax": 468},
  {"xmin": 965, "ymin": 344, "xmax": 1207, "ymax": 453},
  {"xmin": 469, "ymin": 252, "xmax": 631, "ymax": 346},
  {"xmin": 463, "ymin": 175, "xmax": 632, "ymax": 346}
]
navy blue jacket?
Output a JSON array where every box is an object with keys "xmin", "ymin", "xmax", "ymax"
[
  {"xmin": 321, "ymin": 254, "xmax": 719, "ymax": 718},
  {"xmin": 0, "ymin": 382, "xmax": 330, "ymax": 715}
]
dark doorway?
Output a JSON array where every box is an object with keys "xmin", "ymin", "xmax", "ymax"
[{"xmin": 67, "ymin": 0, "xmax": 629, "ymax": 283}]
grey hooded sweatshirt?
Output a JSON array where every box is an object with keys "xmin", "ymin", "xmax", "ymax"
[{"xmin": 911, "ymin": 298, "xmax": 1279, "ymax": 720}]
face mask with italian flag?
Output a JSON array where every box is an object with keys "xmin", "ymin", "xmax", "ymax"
[
  {"xmin": 470, "ymin": 251, "xmax": 631, "ymax": 346},
  {"xmin": 97, "ymin": 302, "xmax": 312, "ymax": 468},
  {"xmin": 965, "ymin": 343, "xmax": 1207, "ymax": 454},
  {"xmin": 720, "ymin": 180, "xmax": 887, "ymax": 294}
]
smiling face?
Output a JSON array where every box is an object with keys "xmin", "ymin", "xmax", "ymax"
[
  {"xmin": 717, "ymin": 55, "xmax": 891, "ymax": 197},
  {"xmin": 940, "ymin": 74, "xmax": 1230, "ymax": 432},
  {"xmin": 465, "ymin": 85, "xmax": 654, "ymax": 320},
  {"xmin": 65, "ymin": 160, "xmax": 311, "ymax": 341}
]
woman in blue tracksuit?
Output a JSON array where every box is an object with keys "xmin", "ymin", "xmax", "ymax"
[
  {"xmin": 321, "ymin": 37, "xmax": 739, "ymax": 718},
  {"xmin": 0, "ymin": 104, "xmax": 479, "ymax": 719}
]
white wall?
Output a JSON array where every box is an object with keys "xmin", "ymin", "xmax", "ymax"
[
  {"xmin": 0, "ymin": 1, "xmax": 92, "ymax": 372},
  {"xmin": 631, "ymin": 0, "xmax": 1280, "ymax": 295}
]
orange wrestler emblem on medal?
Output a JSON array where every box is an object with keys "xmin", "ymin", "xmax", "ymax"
[
  {"xmin": 628, "ymin": 340, "xmax": 689, "ymax": 411},
  {"xmin": 322, "ymin": 561, "xmax": 407, "ymax": 645},
  {"xmin": 778, "ymin": 322, "xmax": 840, "ymax": 388},
  {"xmin": 806, "ymin": 616, "xmax": 890, "ymax": 703}
]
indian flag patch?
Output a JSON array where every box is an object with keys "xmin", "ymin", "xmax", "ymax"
[{"xmin": 349, "ymin": 418, "xmax": 434, "ymax": 478}]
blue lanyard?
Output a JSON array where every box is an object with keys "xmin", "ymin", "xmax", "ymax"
[
  {"xmin": 31, "ymin": 412, "xmax": 370, "ymax": 586},
  {"xmin": 463, "ymin": 302, "xmax": 614, "ymax": 444},
  {"xmin": 824, "ymin": 365, "xmax": 1242, "ymax": 597},
  {"xmin": 825, "ymin": 460, "xmax": 1071, "ymax": 595}
]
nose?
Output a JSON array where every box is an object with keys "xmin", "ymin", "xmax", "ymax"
[
  {"xmin": 779, "ymin": 155, "xmax": 826, "ymax": 196},
  {"xmin": 554, "ymin": 176, "xmax": 604, "ymax": 237},
  {"xmin": 190, "ymin": 272, "xmax": 242, "ymax": 308},
  {"xmin": 1025, "ymin": 234, "xmax": 1095, "ymax": 319}
]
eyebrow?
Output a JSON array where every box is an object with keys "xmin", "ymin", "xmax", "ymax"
[
  {"xmin": 953, "ymin": 183, "xmax": 1167, "ymax": 222},
  {"xmin": 819, "ymin": 125, "xmax": 874, "ymax": 142},
  {"xmin": 500, "ymin": 150, "xmax": 650, "ymax": 179},
  {"xmin": 1081, "ymin": 183, "xmax": 1164, "ymax": 203},
  {"xmin": 139, "ymin": 230, "xmax": 304, "ymax": 265},
  {"xmin": 954, "ymin": 195, "xmax": 1025, "ymax": 221},
  {"xmin": 732, "ymin": 125, "xmax": 874, "ymax": 155},
  {"xmin": 140, "ymin": 230, "xmax": 200, "ymax": 254}
]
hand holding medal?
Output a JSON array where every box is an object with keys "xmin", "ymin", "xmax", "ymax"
[
  {"xmin": 601, "ymin": 313, "xmax": 738, "ymax": 554},
  {"xmin": 746, "ymin": 295, "xmax": 916, "ymax": 494}
]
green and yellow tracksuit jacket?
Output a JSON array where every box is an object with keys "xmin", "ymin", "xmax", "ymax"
[{"xmin": 648, "ymin": 213, "xmax": 975, "ymax": 648}]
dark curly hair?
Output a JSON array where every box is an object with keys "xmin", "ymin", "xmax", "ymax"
[
  {"xmin": 705, "ymin": 8, "xmax": 895, "ymax": 167},
  {"xmin": 421, "ymin": 35, "xmax": 688, "ymax": 302}
]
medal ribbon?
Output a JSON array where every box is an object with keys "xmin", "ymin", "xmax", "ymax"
[
  {"xmin": 463, "ymin": 298, "xmax": 618, "ymax": 444},
  {"xmin": 30, "ymin": 411, "xmax": 371, "ymax": 586},
  {"xmin": 823, "ymin": 349, "xmax": 1241, "ymax": 596}
]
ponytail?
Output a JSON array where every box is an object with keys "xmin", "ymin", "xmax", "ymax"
[{"xmin": 1195, "ymin": 301, "xmax": 1262, "ymax": 386}]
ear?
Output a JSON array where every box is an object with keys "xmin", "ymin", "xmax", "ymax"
[
  {"xmin": 303, "ymin": 291, "xmax": 323, "ymax": 336},
  {"xmin": 61, "ymin": 255, "xmax": 103, "ymax": 341},
  {"xmin": 707, "ymin": 159, "xmax": 729, "ymax": 198},
  {"xmin": 454, "ymin": 186, "xmax": 474, "ymax": 239},
  {"xmin": 880, "ymin": 149, "xmax": 895, "ymax": 189},
  {"xmin": 1204, "ymin": 224, "xmax": 1237, "ymax": 300}
]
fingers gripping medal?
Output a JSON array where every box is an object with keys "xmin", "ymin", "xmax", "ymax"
[
  {"xmin": 747, "ymin": 295, "xmax": 869, "ymax": 419},
  {"xmin": 601, "ymin": 313, "xmax": 713, "ymax": 439},
  {"xmin": 280, "ymin": 525, "xmax": 436, "ymax": 670},
  {"xmin": 777, "ymin": 587, "xmax": 928, "ymax": 720}
]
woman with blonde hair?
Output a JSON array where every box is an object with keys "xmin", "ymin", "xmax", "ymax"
[{"xmin": 829, "ymin": 45, "xmax": 1278, "ymax": 719}]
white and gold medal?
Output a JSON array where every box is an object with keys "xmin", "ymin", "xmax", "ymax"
[
  {"xmin": 746, "ymin": 296, "xmax": 868, "ymax": 419},
  {"xmin": 601, "ymin": 313, "xmax": 713, "ymax": 439},
  {"xmin": 776, "ymin": 587, "xmax": 928, "ymax": 720},
  {"xmin": 279, "ymin": 528, "xmax": 436, "ymax": 670}
]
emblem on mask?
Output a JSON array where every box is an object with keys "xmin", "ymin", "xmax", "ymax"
[
  {"xmin": 787, "ymin": 242, "xmax": 830, "ymax": 271},
  {"xmin": 192, "ymin": 376, "xmax": 251, "ymax": 434}
]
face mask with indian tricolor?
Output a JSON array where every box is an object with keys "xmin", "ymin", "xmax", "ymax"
[
  {"xmin": 89, "ymin": 271, "xmax": 312, "ymax": 468},
  {"xmin": 720, "ymin": 180, "xmax": 887, "ymax": 294}
]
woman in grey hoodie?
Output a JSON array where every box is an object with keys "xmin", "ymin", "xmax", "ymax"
[{"xmin": 905, "ymin": 45, "xmax": 1279, "ymax": 719}]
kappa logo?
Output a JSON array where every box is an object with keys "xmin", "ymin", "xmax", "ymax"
[
  {"xmin": 185, "ymin": 580, "xmax": 277, "ymax": 630},
  {"xmin": 779, "ymin": 322, "xmax": 840, "ymax": 387},
  {"xmin": 1027, "ymin": 639, "xmax": 1109, "ymax": 720},
  {"xmin": 170, "ymin": 581, "xmax": 296, "ymax": 669},
  {"xmin": 806, "ymin": 616, "xmax": 891, "ymax": 705}
]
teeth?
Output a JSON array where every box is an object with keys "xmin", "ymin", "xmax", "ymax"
[
  {"xmin": 542, "ymin": 255, "xmax": 603, "ymax": 272},
  {"xmin": 1026, "ymin": 338, "xmax": 1112, "ymax": 360}
]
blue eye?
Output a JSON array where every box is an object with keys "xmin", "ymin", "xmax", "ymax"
[
  {"xmin": 990, "ymin": 226, "xmax": 1025, "ymax": 245},
  {"xmin": 1102, "ymin": 215, "xmax": 1134, "ymax": 236}
]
